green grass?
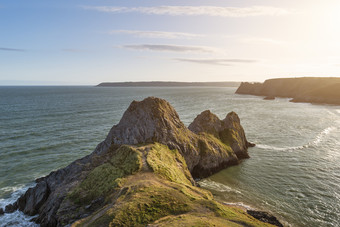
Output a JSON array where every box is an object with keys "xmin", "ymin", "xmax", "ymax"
[
  {"xmin": 68, "ymin": 145, "xmax": 142, "ymax": 205},
  {"xmin": 146, "ymin": 143, "xmax": 192, "ymax": 185}
]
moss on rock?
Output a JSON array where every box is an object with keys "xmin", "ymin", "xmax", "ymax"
[
  {"xmin": 68, "ymin": 145, "xmax": 142, "ymax": 205},
  {"xmin": 71, "ymin": 144, "xmax": 276, "ymax": 227},
  {"xmin": 146, "ymin": 143, "xmax": 193, "ymax": 185}
]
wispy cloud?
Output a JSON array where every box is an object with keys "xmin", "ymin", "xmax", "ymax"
[
  {"xmin": 175, "ymin": 58, "xmax": 258, "ymax": 66},
  {"xmin": 109, "ymin": 30, "xmax": 203, "ymax": 39},
  {"xmin": 122, "ymin": 44, "xmax": 217, "ymax": 53},
  {"xmin": 241, "ymin": 37, "xmax": 285, "ymax": 45},
  {"xmin": 82, "ymin": 5, "xmax": 292, "ymax": 17},
  {"xmin": 0, "ymin": 47, "xmax": 26, "ymax": 52}
]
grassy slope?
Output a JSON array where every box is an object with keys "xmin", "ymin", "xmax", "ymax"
[{"xmin": 70, "ymin": 144, "xmax": 274, "ymax": 227}]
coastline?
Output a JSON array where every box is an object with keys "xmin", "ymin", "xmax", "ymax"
[
  {"xmin": 1, "ymin": 83, "xmax": 339, "ymax": 226},
  {"xmin": 0, "ymin": 97, "xmax": 283, "ymax": 226},
  {"xmin": 235, "ymin": 77, "xmax": 340, "ymax": 106}
]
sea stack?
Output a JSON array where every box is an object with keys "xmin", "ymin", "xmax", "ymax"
[{"xmin": 1, "ymin": 97, "xmax": 279, "ymax": 227}]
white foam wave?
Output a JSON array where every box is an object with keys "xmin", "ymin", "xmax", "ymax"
[
  {"xmin": 0, "ymin": 184, "xmax": 38, "ymax": 227},
  {"xmin": 222, "ymin": 202, "xmax": 253, "ymax": 210},
  {"xmin": 0, "ymin": 211, "xmax": 39, "ymax": 227},
  {"xmin": 199, "ymin": 179, "xmax": 242, "ymax": 194},
  {"xmin": 256, "ymin": 144, "xmax": 305, "ymax": 152},
  {"xmin": 311, "ymin": 126, "xmax": 335, "ymax": 146},
  {"xmin": 257, "ymin": 126, "xmax": 335, "ymax": 152}
]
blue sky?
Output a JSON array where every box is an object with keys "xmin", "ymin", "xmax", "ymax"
[{"xmin": 1, "ymin": 0, "xmax": 340, "ymax": 85}]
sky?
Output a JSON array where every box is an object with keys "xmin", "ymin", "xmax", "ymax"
[{"xmin": 1, "ymin": 0, "xmax": 340, "ymax": 85}]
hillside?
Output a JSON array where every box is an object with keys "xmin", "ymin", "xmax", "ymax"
[{"xmin": 236, "ymin": 77, "xmax": 340, "ymax": 105}]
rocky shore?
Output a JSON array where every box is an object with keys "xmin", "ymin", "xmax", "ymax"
[
  {"xmin": 1, "ymin": 97, "xmax": 282, "ymax": 226},
  {"xmin": 236, "ymin": 77, "xmax": 340, "ymax": 105}
]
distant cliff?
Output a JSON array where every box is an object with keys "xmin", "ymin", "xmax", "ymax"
[
  {"xmin": 0, "ymin": 97, "xmax": 284, "ymax": 227},
  {"xmin": 96, "ymin": 81, "xmax": 240, "ymax": 87},
  {"xmin": 236, "ymin": 77, "xmax": 340, "ymax": 105}
]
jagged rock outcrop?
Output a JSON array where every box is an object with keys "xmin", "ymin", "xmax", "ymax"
[
  {"xmin": 2, "ymin": 97, "xmax": 261, "ymax": 227},
  {"xmin": 247, "ymin": 210, "xmax": 283, "ymax": 227},
  {"xmin": 188, "ymin": 110, "xmax": 254, "ymax": 178},
  {"xmin": 236, "ymin": 77, "xmax": 340, "ymax": 105}
]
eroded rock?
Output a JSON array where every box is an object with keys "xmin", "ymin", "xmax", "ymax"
[
  {"xmin": 6, "ymin": 97, "xmax": 255, "ymax": 226},
  {"xmin": 247, "ymin": 210, "xmax": 283, "ymax": 227}
]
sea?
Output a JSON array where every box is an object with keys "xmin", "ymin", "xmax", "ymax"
[{"xmin": 0, "ymin": 86, "xmax": 339, "ymax": 227}]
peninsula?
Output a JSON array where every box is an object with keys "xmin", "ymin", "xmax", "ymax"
[
  {"xmin": 236, "ymin": 77, "xmax": 340, "ymax": 105},
  {"xmin": 96, "ymin": 81, "xmax": 240, "ymax": 87},
  {"xmin": 1, "ymin": 97, "xmax": 282, "ymax": 227}
]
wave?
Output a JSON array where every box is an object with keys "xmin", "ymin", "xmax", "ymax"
[
  {"xmin": 0, "ymin": 184, "xmax": 38, "ymax": 227},
  {"xmin": 311, "ymin": 126, "xmax": 335, "ymax": 146},
  {"xmin": 256, "ymin": 144, "xmax": 306, "ymax": 151},
  {"xmin": 199, "ymin": 179, "xmax": 242, "ymax": 194},
  {"xmin": 256, "ymin": 126, "xmax": 335, "ymax": 152},
  {"xmin": 0, "ymin": 210, "xmax": 38, "ymax": 227},
  {"xmin": 222, "ymin": 202, "xmax": 253, "ymax": 210}
]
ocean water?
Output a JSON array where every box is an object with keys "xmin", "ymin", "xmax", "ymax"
[{"xmin": 0, "ymin": 86, "xmax": 339, "ymax": 226}]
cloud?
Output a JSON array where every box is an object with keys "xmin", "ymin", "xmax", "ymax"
[
  {"xmin": 109, "ymin": 30, "xmax": 203, "ymax": 39},
  {"xmin": 0, "ymin": 47, "xmax": 25, "ymax": 52},
  {"xmin": 82, "ymin": 5, "xmax": 292, "ymax": 17},
  {"xmin": 175, "ymin": 58, "xmax": 258, "ymax": 66},
  {"xmin": 241, "ymin": 37, "xmax": 285, "ymax": 45},
  {"xmin": 122, "ymin": 44, "xmax": 217, "ymax": 53}
]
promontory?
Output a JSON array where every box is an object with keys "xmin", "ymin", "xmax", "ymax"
[
  {"xmin": 1, "ymin": 97, "xmax": 282, "ymax": 227},
  {"xmin": 236, "ymin": 77, "xmax": 340, "ymax": 105}
]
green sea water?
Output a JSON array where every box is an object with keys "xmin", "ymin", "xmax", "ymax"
[{"xmin": 0, "ymin": 86, "xmax": 339, "ymax": 226}]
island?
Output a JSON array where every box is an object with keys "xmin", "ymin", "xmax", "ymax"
[
  {"xmin": 96, "ymin": 81, "xmax": 241, "ymax": 87},
  {"xmin": 1, "ymin": 97, "xmax": 282, "ymax": 227},
  {"xmin": 235, "ymin": 77, "xmax": 340, "ymax": 105}
]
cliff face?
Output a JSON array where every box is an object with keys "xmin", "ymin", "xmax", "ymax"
[
  {"xmin": 236, "ymin": 77, "xmax": 340, "ymax": 105},
  {"xmin": 2, "ymin": 97, "xmax": 263, "ymax": 227},
  {"xmin": 96, "ymin": 97, "xmax": 252, "ymax": 176}
]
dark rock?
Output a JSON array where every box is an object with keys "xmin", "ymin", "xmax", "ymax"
[
  {"xmin": 0, "ymin": 208, "xmax": 4, "ymax": 215},
  {"xmin": 5, "ymin": 202, "xmax": 18, "ymax": 213},
  {"xmin": 247, "ymin": 210, "xmax": 283, "ymax": 227},
  {"xmin": 18, "ymin": 181, "xmax": 49, "ymax": 216},
  {"xmin": 247, "ymin": 141, "xmax": 256, "ymax": 147}
]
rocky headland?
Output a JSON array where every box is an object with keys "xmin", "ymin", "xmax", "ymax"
[
  {"xmin": 236, "ymin": 77, "xmax": 340, "ymax": 105},
  {"xmin": 1, "ymin": 97, "xmax": 281, "ymax": 226}
]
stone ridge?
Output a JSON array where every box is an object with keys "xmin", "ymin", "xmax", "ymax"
[{"xmin": 2, "ymin": 97, "xmax": 256, "ymax": 226}]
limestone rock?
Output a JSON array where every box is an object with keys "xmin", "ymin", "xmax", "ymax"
[
  {"xmin": 6, "ymin": 97, "xmax": 255, "ymax": 226},
  {"xmin": 189, "ymin": 110, "xmax": 252, "ymax": 159},
  {"xmin": 102, "ymin": 97, "xmax": 200, "ymax": 170}
]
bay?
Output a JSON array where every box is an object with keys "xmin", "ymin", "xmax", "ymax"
[{"xmin": 0, "ymin": 86, "xmax": 339, "ymax": 226}]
